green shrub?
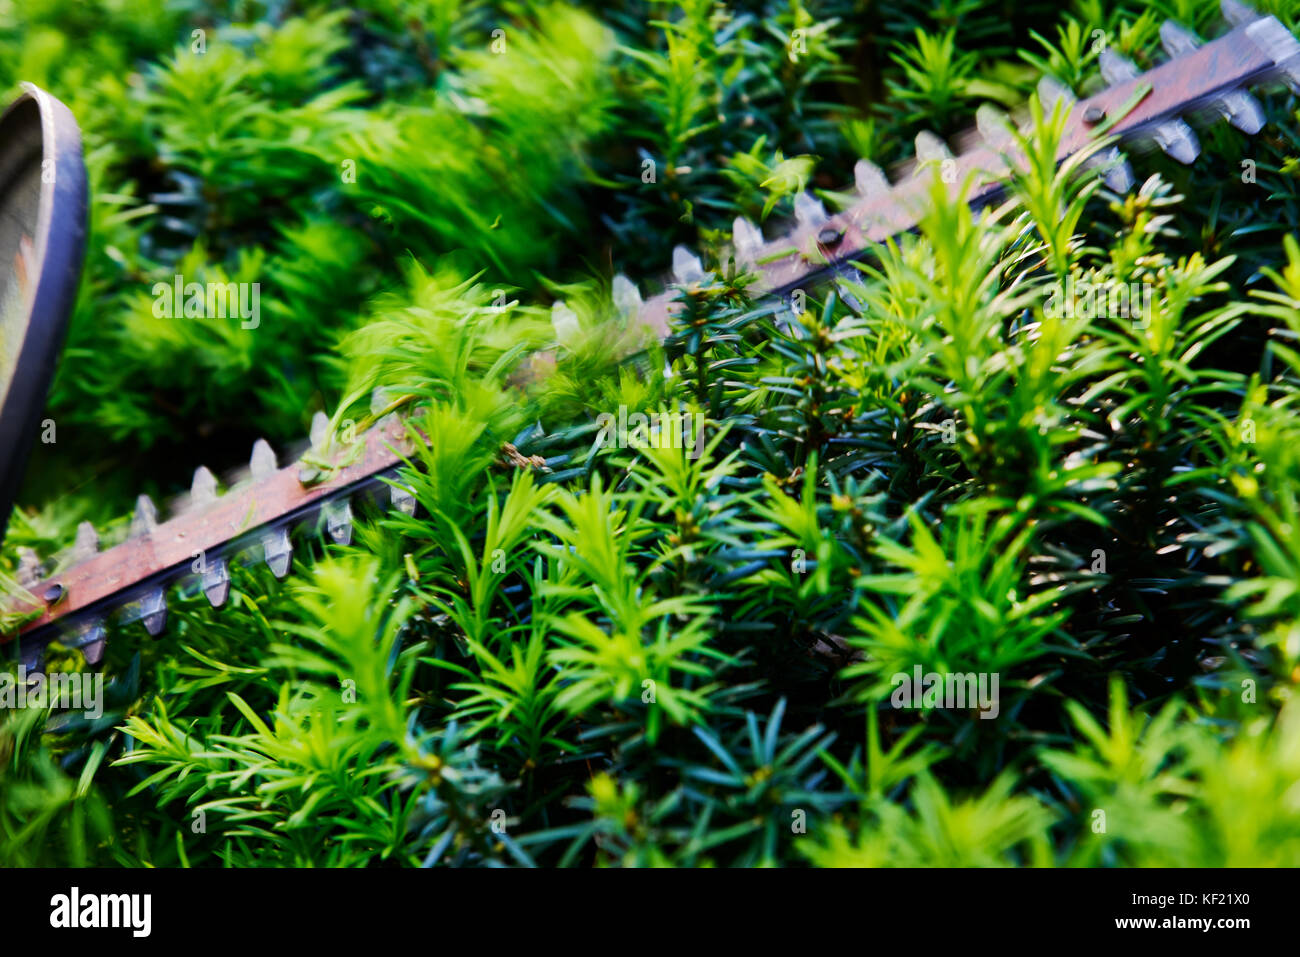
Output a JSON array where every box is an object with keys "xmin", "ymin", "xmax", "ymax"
[{"xmin": 4, "ymin": 0, "xmax": 1300, "ymax": 867}]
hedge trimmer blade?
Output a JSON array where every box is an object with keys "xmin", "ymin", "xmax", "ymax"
[{"xmin": 3, "ymin": 1, "xmax": 1300, "ymax": 675}]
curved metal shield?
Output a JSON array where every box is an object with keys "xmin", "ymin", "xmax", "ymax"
[{"xmin": 0, "ymin": 84, "xmax": 89, "ymax": 541}]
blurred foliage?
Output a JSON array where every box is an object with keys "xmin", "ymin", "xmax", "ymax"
[{"xmin": 4, "ymin": 0, "xmax": 1300, "ymax": 867}]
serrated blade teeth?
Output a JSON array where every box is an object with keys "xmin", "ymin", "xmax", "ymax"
[
  {"xmin": 390, "ymin": 481, "xmax": 417, "ymax": 516},
  {"xmin": 83, "ymin": 638, "xmax": 107, "ymax": 666},
  {"xmin": 19, "ymin": 638, "xmax": 45, "ymax": 676},
  {"xmin": 551, "ymin": 300, "xmax": 580, "ymax": 343},
  {"xmin": 139, "ymin": 588, "xmax": 167, "ymax": 637},
  {"xmin": 731, "ymin": 217, "xmax": 764, "ymax": 262},
  {"xmin": 1098, "ymin": 49, "xmax": 1200, "ymax": 163},
  {"xmin": 323, "ymin": 499, "xmax": 353, "ymax": 546},
  {"xmin": 130, "ymin": 495, "xmax": 159, "ymax": 537},
  {"xmin": 1159, "ymin": 21, "xmax": 1201, "ymax": 57},
  {"xmin": 1160, "ymin": 24, "xmax": 1267, "ymax": 133},
  {"xmin": 611, "ymin": 274, "xmax": 642, "ymax": 316},
  {"xmin": 250, "ymin": 439, "xmax": 278, "ymax": 479},
  {"xmin": 671, "ymin": 246, "xmax": 705, "ymax": 284},
  {"xmin": 1216, "ymin": 89, "xmax": 1266, "ymax": 134},
  {"xmin": 975, "ymin": 104, "xmax": 1014, "ymax": 146},
  {"xmin": 310, "ymin": 411, "xmax": 329, "ymax": 450},
  {"xmin": 191, "ymin": 466, "xmax": 218, "ymax": 505},
  {"xmin": 1222, "ymin": 0, "xmax": 1262, "ymax": 26},
  {"xmin": 16, "ymin": 547, "xmax": 42, "ymax": 589},
  {"xmin": 1037, "ymin": 75, "xmax": 1076, "ymax": 108},
  {"xmin": 1098, "ymin": 151, "xmax": 1137, "ymax": 192},
  {"xmin": 1244, "ymin": 15, "xmax": 1300, "ymax": 95},
  {"xmin": 915, "ymin": 131, "xmax": 953, "ymax": 163},
  {"xmin": 16, "ymin": 548, "xmax": 42, "ymax": 589},
  {"xmin": 72, "ymin": 521, "xmax": 99, "ymax": 562},
  {"xmin": 794, "ymin": 192, "xmax": 828, "ymax": 228},
  {"xmin": 853, "ymin": 159, "xmax": 890, "ymax": 197},
  {"xmin": 262, "ymin": 527, "xmax": 292, "ymax": 579},
  {"xmin": 70, "ymin": 618, "xmax": 107, "ymax": 666},
  {"xmin": 201, "ymin": 556, "xmax": 230, "ymax": 608},
  {"xmin": 1152, "ymin": 120, "xmax": 1201, "ymax": 164},
  {"xmin": 1098, "ymin": 49, "xmax": 1139, "ymax": 85}
]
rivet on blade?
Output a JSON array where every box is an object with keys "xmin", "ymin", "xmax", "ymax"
[{"xmin": 1035, "ymin": 77, "xmax": 1134, "ymax": 191}]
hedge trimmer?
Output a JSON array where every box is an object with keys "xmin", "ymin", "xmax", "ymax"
[{"xmin": 2, "ymin": 0, "xmax": 1298, "ymax": 677}]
